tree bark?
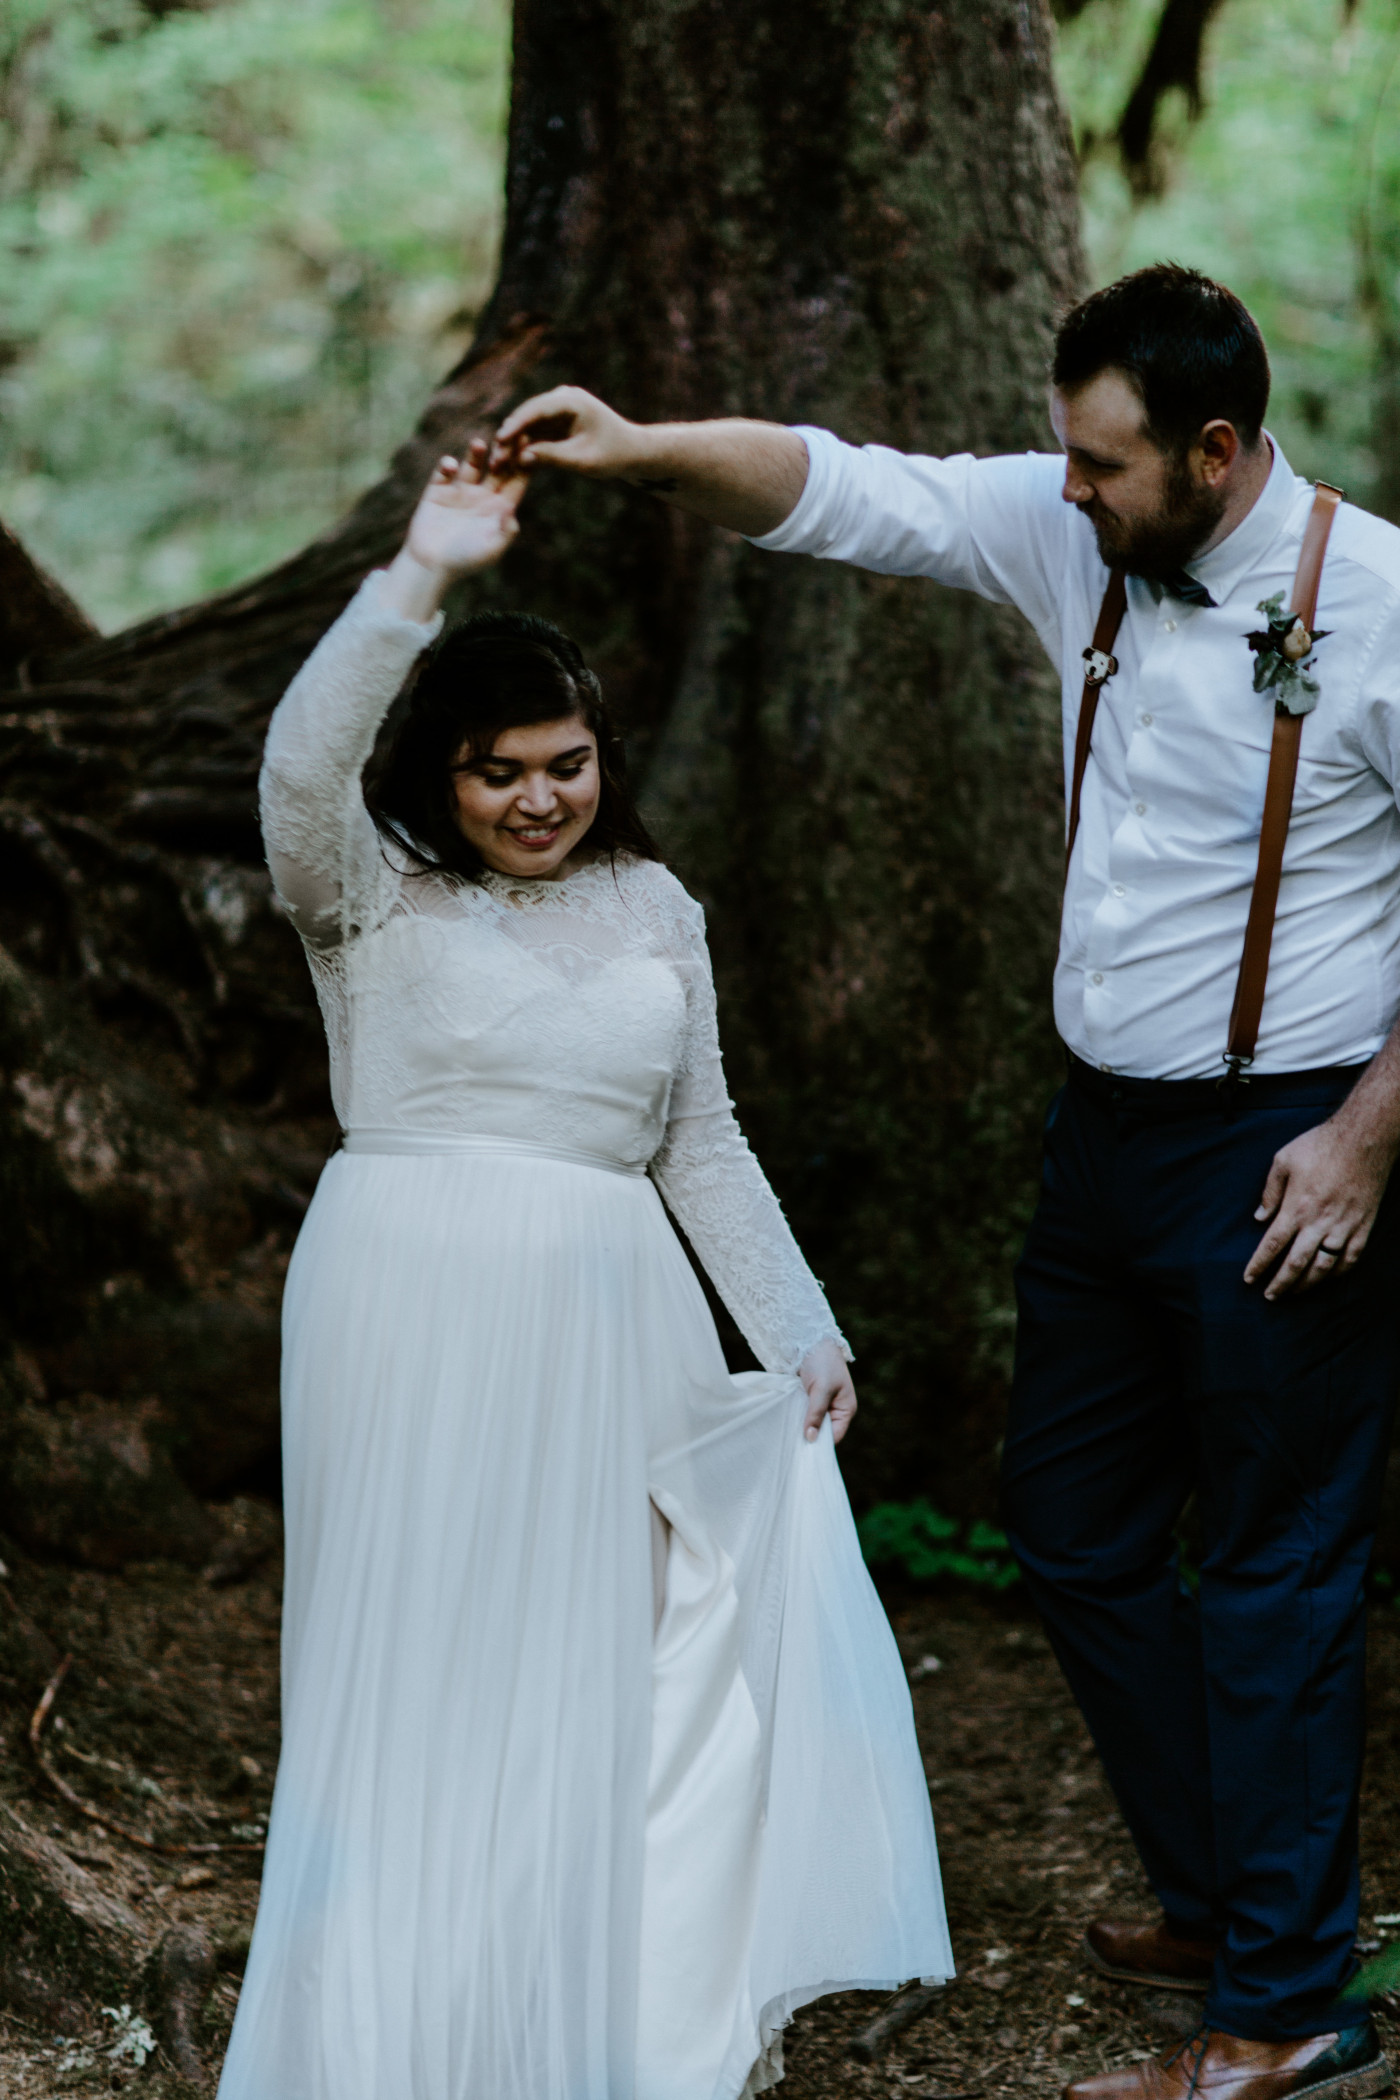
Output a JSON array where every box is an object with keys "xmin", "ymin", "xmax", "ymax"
[
  {"xmin": 475, "ymin": 0, "xmax": 1084, "ymax": 1509},
  {"xmin": 0, "ymin": 520, "xmax": 99, "ymax": 671},
  {"xmin": 0, "ymin": 0, "xmax": 1081, "ymax": 1550}
]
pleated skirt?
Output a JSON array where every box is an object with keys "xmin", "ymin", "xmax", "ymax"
[{"xmin": 216, "ymin": 1146, "xmax": 952, "ymax": 2100}]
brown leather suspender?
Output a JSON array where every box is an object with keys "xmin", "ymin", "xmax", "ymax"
[
  {"xmin": 1066, "ymin": 567, "xmax": 1127, "ymax": 874},
  {"xmin": 1222, "ymin": 482, "xmax": 1342, "ymax": 1070},
  {"xmin": 1067, "ymin": 482, "xmax": 1343, "ymax": 1075}
]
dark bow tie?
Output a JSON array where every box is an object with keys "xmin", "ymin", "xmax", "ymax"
[{"xmin": 1159, "ymin": 568, "xmax": 1217, "ymax": 609}]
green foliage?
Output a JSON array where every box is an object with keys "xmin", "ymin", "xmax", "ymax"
[
  {"xmin": 857, "ymin": 1498, "xmax": 1021, "ymax": 1591},
  {"xmin": 0, "ymin": 0, "xmax": 508, "ymax": 629},
  {"xmin": 6, "ymin": 0, "xmax": 1400, "ymax": 613},
  {"xmin": 1055, "ymin": 0, "xmax": 1400, "ymax": 517},
  {"xmin": 1342, "ymin": 1933, "xmax": 1400, "ymax": 2001}
]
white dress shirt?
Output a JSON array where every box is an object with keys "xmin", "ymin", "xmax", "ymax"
[{"xmin": 753, "ymin": 429, "xmax": 1400, "ymax": 1080}]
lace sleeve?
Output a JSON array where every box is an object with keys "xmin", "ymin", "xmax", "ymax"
[
  {"xmin": 258, "ymin": 571, "xmax": 444, "ymax": 950},
  {"xmin": 647, "ymin": 879, "xmax": 851, "ymax": 1376}
]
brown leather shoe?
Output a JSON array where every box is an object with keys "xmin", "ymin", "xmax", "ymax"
[
  {"xmin": 1085, "ymin": 1916, "xmax": 1218, "ymax": 1993},
  {"xmin": 1063, "ymin": 2023, "xmax": 1392, "ymax": 2100}
]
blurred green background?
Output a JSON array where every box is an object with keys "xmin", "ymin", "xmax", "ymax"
[
  {"xmin": 0, "ymin": 0, "xmax": 506, "ymax": 629},
  {"xmin": 1061, "ymin": 0, "xmax": 1400, "ymax": 521},
  {"xmin": 1, "ymin": 0, "xmax": 1398, "ymax": 627}
]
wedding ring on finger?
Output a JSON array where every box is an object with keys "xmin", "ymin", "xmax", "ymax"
[{"xmin": 1316, "ymin": 1243, "xmax": 1346, "ymax": 1262}]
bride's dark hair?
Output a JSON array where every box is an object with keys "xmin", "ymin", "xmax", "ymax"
[{"xmin": 364, "ymin": 609, "xmax": 661, "ymax": 879}]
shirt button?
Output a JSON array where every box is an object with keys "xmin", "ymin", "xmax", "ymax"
[
  {"xmin": 1163, "ymin": 619, "xmax": 1177, "ymax": 633},
  {"xmin": 1112, "ymin": 883, "xmax": 1126, "ymax": 897},
  {"xmin": 1135, "ymin": 801, "xmax": 1148, "ymax": 816},
  {"xmin": 1091, "ymin": 971, "xmax": 1104, "ymax": 985},
  {"xmin": 1140, "ymin": 712, "xmax": 1154, "ymax": 725},
  {"xmin": 1099, "ymin": 1062, "xmax": 1112, "ymax": 1074}
]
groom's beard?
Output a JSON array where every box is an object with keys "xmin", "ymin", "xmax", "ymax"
[{"xmin": 1080, "ymin": 450, "xmax": 1227, "ymax": 580}]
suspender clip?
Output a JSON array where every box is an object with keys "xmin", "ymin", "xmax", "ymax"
[{"xmin": 1217, "ymin": 1052, "xmax": 1253, "ymax": 1116}]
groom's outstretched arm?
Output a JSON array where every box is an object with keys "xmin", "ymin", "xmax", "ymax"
[
  {"xmin": 490, "ymin": 387, "xmax": 808, "ymax": 539},
  {"xmin": 492, "ymin": 387, "xmax": 1070, "ymax": 649}
]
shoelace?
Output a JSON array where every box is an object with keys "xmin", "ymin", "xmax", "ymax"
[{"xmin": 1163, "ymin": 2022, "xmax": 1212, "ymax": 2100}]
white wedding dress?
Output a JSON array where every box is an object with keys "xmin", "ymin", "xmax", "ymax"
[{"xmin": 216, "ymin": 575, "xmax": 952, "ymax": 2100}]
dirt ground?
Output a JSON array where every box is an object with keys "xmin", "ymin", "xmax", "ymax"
[{"xmin": 3, "ymin": 1525, "xmax": 1400, "ymax": 2098}]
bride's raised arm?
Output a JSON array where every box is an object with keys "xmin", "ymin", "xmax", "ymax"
[
  {"xmin": 259, "ymin": 450, "xmax": 527, "ymax": 952},
  {"xmin": 648, "ymin": 884, "xmax": 856, "ymax": 1432},
  {"xmin": 259, "ymin": 576, "xmax": 444, "ymax": 951}
]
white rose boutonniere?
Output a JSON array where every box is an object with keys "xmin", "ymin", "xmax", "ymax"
[{"xmin": 1245, "ymin": 591, "xmax": 1331, "ymax": 715}]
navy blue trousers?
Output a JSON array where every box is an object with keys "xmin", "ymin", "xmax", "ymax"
[{"xmin": 1001, "ymin": 1060, "xmax": 1400, "ymax": 2042}]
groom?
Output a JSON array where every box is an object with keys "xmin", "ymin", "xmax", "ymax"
[{"xmin": 491, "ymin": 263, "xmax": 1400, "ymax": 2100}]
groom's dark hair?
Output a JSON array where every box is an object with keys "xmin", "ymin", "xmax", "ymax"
[
  {"xmin": 1053, "ymin": 263, "xmax": 1270, "ymax": 456},
  {"xmin": 365, "ymin": 609, "xmax": 662, "ymax": 881}
]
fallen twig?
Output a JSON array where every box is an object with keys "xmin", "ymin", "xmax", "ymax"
[
  {"xmin": 0, "ymin": 2004, "xmax": 56, "ymax": 2042},
  {"xmin": 60, "ymin": 1738, "xmax": 223, "ymax": 1825},
  {"xmin": 28, "ymin": 1659, "xmax": 264, "ymax": 1859}
]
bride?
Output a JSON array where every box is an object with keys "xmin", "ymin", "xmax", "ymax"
[{"xmin": 216, "ymin": 446, "xmax": 952, "ymax": 2100}]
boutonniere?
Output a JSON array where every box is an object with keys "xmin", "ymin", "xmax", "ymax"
[{"xmin": 1245, "ymin": 591, "xmax": 1330, "ymax": 715}]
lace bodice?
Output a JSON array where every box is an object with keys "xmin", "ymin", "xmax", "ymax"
[{"xmin": 259, "ymin": 574, "xmax": 848, "ymax": 1375}]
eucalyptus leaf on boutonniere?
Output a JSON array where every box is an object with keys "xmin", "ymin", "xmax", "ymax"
[{"xmin": 1245, "ymin": 591, "xmax": 1331, "ymax": 715}]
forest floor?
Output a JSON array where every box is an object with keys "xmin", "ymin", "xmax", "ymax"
[{"xmin": 3, "ymin": 1527, "xmax": 1400, "ymax": 2098}]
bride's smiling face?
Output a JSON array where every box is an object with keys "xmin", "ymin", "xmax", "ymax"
[{"xmin": 449, "ymin": 715, "xmax": 602, "ymax": 879}]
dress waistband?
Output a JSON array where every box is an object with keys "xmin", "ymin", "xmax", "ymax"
[{"xmin": 339, "ymin": 1128, "xmax": 648, "ymax": 1178}]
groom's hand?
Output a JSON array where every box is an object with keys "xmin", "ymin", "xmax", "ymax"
[
  {"xmin": 490, "ymin": 387, "xmax": 809, "ymax": 538},
  {"xmin": 1245, "ymin": 1102, "xmax": 1399, "ymax": 1299},
  {"xmin": 491, "ymin": 386, "xmax": 645, "ymax": 481}
]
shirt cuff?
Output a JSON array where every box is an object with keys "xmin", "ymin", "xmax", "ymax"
[{"xmin": 746, "ymin": 426, "xmax": 839, "ymax": 554}]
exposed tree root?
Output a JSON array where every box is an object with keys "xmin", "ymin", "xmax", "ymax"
[
  {"xmin": 0, "ymin": 1800, "xmax": 144, "ymax": 2029},
  {"xmin": 147, "ymin": 1924, "xmax": 217, "ymax": 2083},
  {"xmin": 29, "ymin": 1660, "xmax": 265, "ymax": 1861}
]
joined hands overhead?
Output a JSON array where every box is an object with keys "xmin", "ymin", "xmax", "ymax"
[
  {"xmin": 383, "ymin": 383, "xmax": 809, "ymax": 630},
  {"xmin": 381, "ymin": 443, "xmax": 531, "ymax": 623},
  {"xmin": 489, "ymin": 386, "xmax": 651, "ymax": 483},
  {"xmin": 489, "ymin": 384, "xmax": 809, "ymax": 538}
]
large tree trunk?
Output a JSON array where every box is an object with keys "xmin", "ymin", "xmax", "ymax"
[{"xmin": 0, "ymin": 0, "xmax": 1080, "ymax": 1554}]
